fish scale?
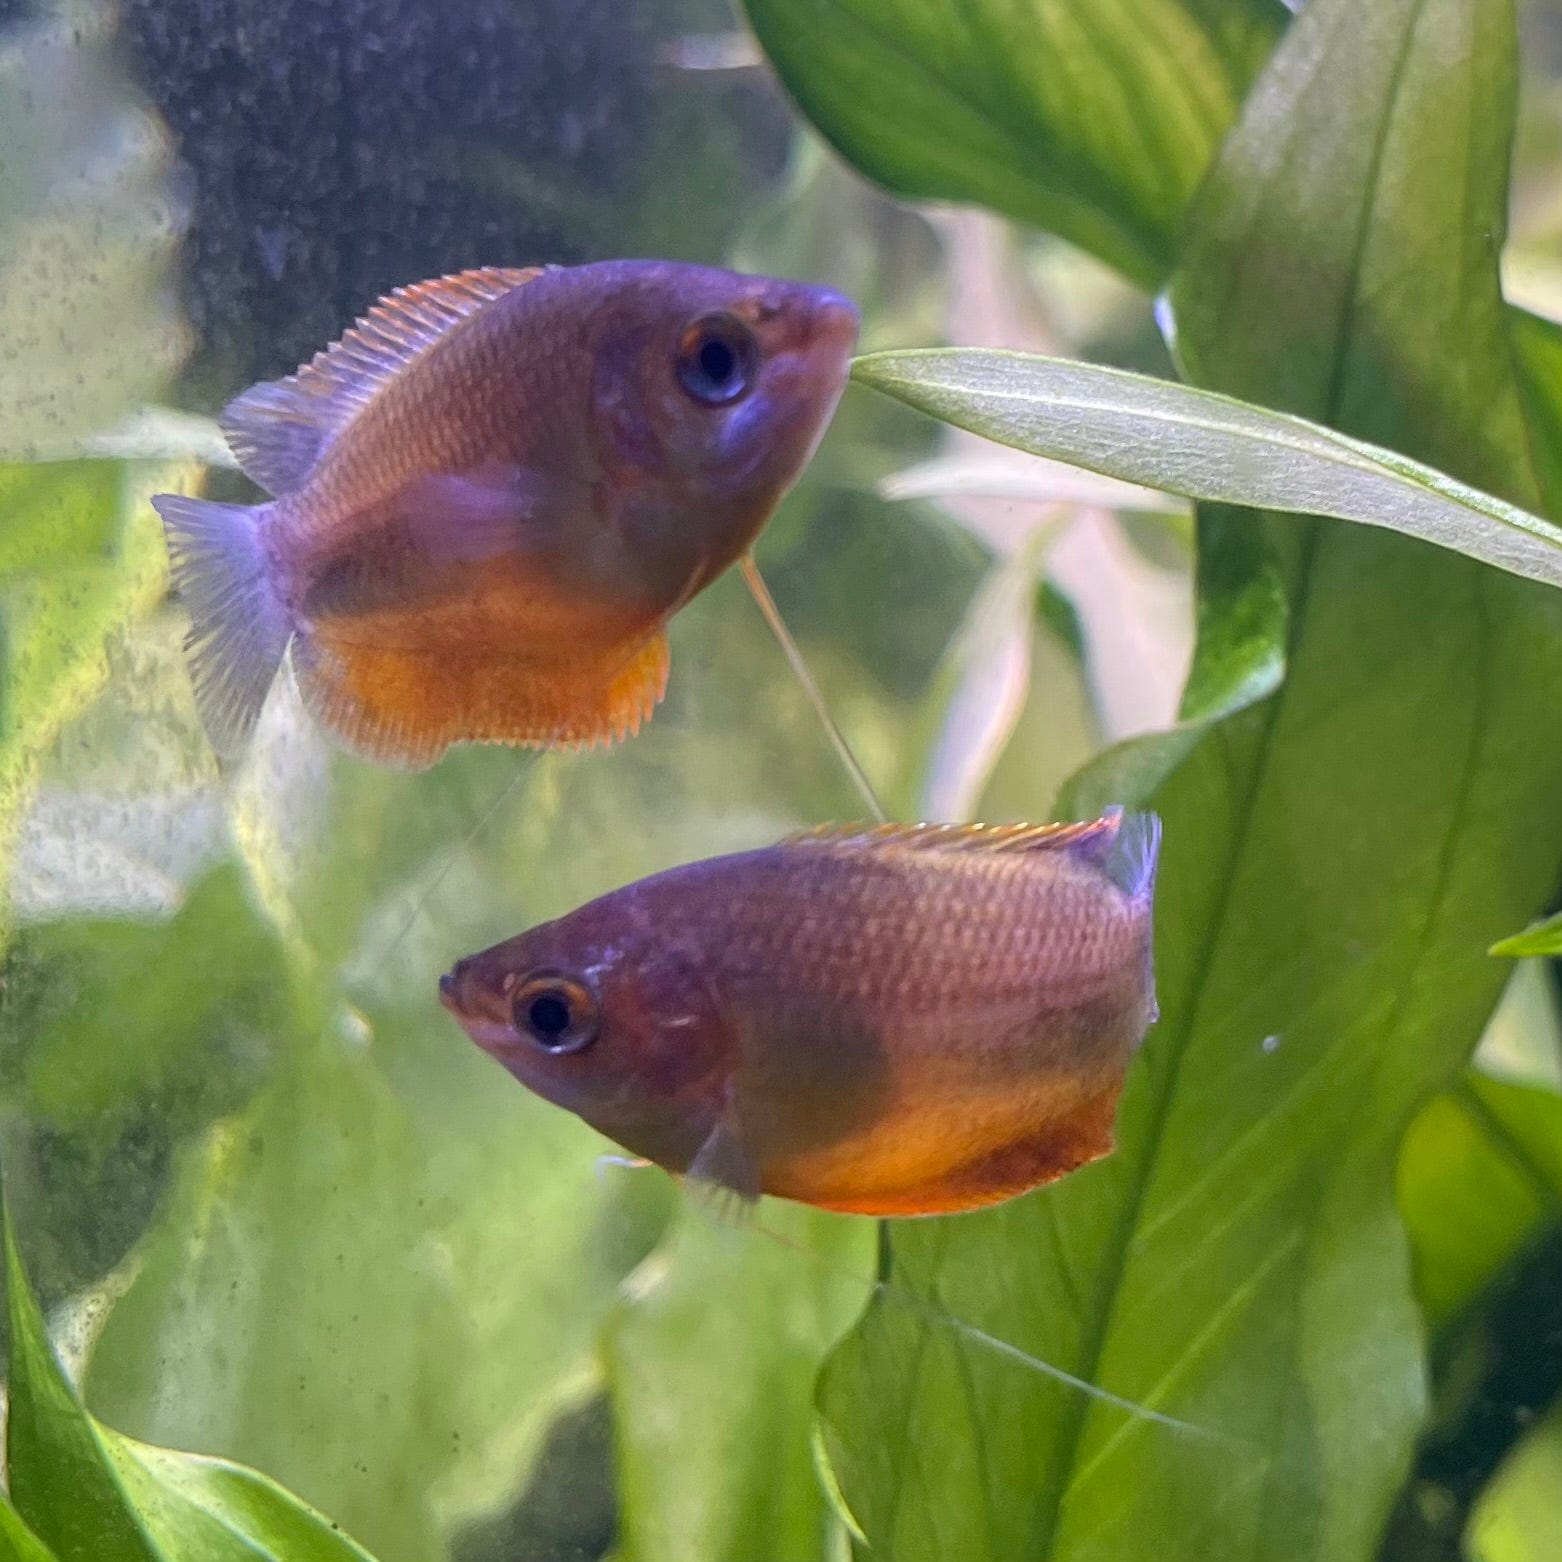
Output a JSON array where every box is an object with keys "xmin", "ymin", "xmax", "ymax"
[
  {"xmin": 154, "ymin": 258, "xmax": 858, "ymax": 766},
  {"xmin": 441, "ymin": 809, "xmax": 1161, "ymax": 1216}
]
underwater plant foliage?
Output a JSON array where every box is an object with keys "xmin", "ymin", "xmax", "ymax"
[
  {"xmin": 0, "ymin": 0, "xmax": 1560, "ymax": 1559},
  {"xmin": 756, "ymin": 0, "xmax": 1562, "ymax": 1559}
]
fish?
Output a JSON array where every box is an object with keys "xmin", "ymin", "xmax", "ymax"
[
  {"xmin": 439, "ymin": 807, "xmax": 1161, "ymax": 1217},
  {"xmin": 151, "ymin": 260, "xmax": 859, "ymax": 767}
]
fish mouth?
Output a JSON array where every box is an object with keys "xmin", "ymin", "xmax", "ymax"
[
  {"xmin": 438, "ymin": 969, "xmax": 460, "ymax": 1012},
  {"xmin": 798, "ymin": 287, "xmax": 859, "ymax": 376},
  {"xmin": 812, "ymin": 289, "xmax": 860, "ymax": 353}
]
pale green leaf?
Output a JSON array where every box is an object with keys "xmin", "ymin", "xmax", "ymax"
[
  {"xmin": 851, "ymin": 350, "xmax": 1562, "ymax": 592},
  {"xmin": 0, "ymin": 460, "xmax": 192, "ymax": 909}
]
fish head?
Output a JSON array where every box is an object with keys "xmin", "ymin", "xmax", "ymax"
[
  {"xmin": 586, "ymin": 261, "xmax": 859, "ymax": 591},
  {"xmin": 439, "ymin": 892, "xmax": 732, "ymax": 1166}
]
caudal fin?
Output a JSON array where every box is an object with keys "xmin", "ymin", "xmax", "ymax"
[
  {"xmin": 1092, "ymin": 805, "xmax": 1162, "ymax": 1031},
  {"xmin": 153, "ymin": 492, "xmax": 291, "ymax": 759},
  {"xmin": 1099, "ymin": 807, "xmax": 1162, "ymax": 904}
]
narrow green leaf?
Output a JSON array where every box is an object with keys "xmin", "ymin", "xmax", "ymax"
[
  {"xmin": 742, "ymin": 0, "xmax": 1285, "ymax": 284},
  {"xmin": 820, "ymin": 4, "xmax": 1562, "ymax": 1562},
  {"xmin": 2, "ymin": 1191, "xmax": 380, "ymax": 1562},
  {"xmin": 1508, "ymin": 308, "xmax": 1562, "ymax": 513},
  {"xmin": 1491, "ymin": 910, "xmax": 1562, "ymax": 958},
  {"xmin": 99, "ymin": 1446, "xmax": 379, "ymax": 1562},
  {"xmin": 850, "ymin": 350, "xmax": 1562, "ymax": 592},
  {"xmin": 0, "ymin": 1497, "xmax": 57, "ymax": 1562}
]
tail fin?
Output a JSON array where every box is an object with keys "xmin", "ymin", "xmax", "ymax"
[
  {"xmin": 1090, "ymin": 805, "xmax": 1162, "ymax": 1031},
  {"xmin": 153, "ymin": 492, "xmax": 291, "ymax": 759},
  {"xmin": 1099, "ymin": 807, "xmax": 1162, "ymax": 903}
]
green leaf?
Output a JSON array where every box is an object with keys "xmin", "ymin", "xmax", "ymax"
[
  {"xmin": 0, "ymin": 1496, "xmax": 57, "ymax": 1562},
  {"xmin": 742, "ymin": 0, "xmax": 1286, "ymax": 284},
  {"xmin": 1466, "ymin": 1405, "xmax": 1562, "ymax": 1562},
  {"xmin": 604, "ymin": 1205, "xmax": 875, "ymax": 1562},
  {"xmin": 2, "ymin": 1188, "xmax": 379, "ymax": 1561},
  {"xmin": 819, "ymin": 3, "xmax": 1562, "ymax": 1561},
  {"xmin": 849, "ymin": 350, "xmax": 1562, "ymax": 592},
  {"xmin": 1508, "ymin": 308, "xmax": 1562, "ymax": 513},
  {"xmin": 1491, "ymin": 911, "xmax": 1562, "ymax": 958},
  {"xmin": 1398, "ymin": 1073, "xmax": 1562, "ymax": 1335}
]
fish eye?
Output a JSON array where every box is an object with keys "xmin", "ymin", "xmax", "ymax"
[
  {"xmin": 512, "ymin": 973, "xmax": 599, "ymax": 1054},
  {"xmin": 675, "ymin": 314, "xmax": 758, "ymax": 406}
]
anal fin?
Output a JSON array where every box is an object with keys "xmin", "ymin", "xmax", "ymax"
[{"xmin": 293, "ymin": 624, "xmax": 669, "ymax": 769}]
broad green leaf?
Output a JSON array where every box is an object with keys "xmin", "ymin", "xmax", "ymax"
[
  {"xmin": 820, "ymin": 5, "xmax": 1562, "ymax": 1562},
  {"xmin": 1492, "ymin": 911, "xmax": 1562, "ymax": 958},
  {"xmin": 1398, "ymin": 1073, "xmax": 1562, "ymax": 1334},
  {"xmin": 0, "ymin": 7, "xmax": 187, "ymax": 455},
  {"xmin": 2, "ymin": 1190, "xmax": 378, "ymax": 1561},
  {"xmin": 742, "ymin": 0, "xmax": 1286, "ymax": 284},
  {"xmin": 849, "ymin": 350, "xmax": 1562, "ymax": 592},
  {"xmin": 1467, "ymin": 1405, "xmax": 1562, "ymax": 1562},
  {"xmin": 604, "ymin": 1204, "xmax": 874, "ymax": 1562}
]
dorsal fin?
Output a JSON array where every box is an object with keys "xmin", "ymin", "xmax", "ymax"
[
  {"xmin": 780, "ymin": 811, "xmax": 1124, "ymax": 856},
  {"xmin": 220, "ymin": 265, "xmax": 546, "ymax": 496}
]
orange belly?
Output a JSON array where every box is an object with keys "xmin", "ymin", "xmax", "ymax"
[{"xmin": 758, "ymin": 1074, "xmax": 1123, "ymax": 1217}]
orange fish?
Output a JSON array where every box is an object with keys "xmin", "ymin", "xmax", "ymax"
[
  {"xmin": 152, "ymin": 261, "xmax": 859, "ymax": 766},
  {"xmin": 439, "ymin": 808, "xmax": 1160, "ymax": 1216}
]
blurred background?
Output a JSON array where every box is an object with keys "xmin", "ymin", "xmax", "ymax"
[{"xmin": 1, "ymin": 1, "xmax": 1561, "ymax": 1558}]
